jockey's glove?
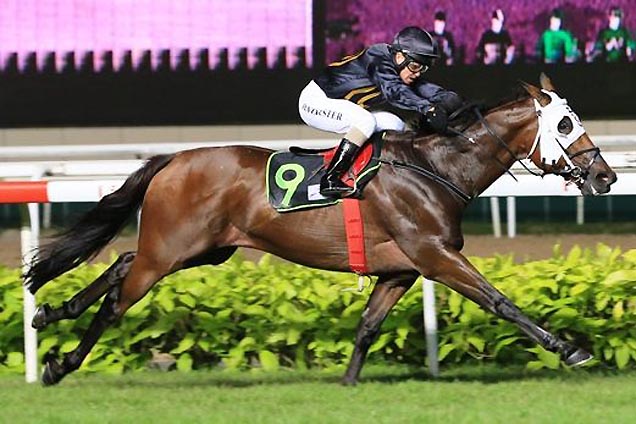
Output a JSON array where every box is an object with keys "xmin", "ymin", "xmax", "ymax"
[{"xmin": 425, "ymin": 104, "xmax": 448, "ymax": 133}]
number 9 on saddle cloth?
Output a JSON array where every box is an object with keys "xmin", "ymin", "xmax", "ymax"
[{"xmin": 267, "ymin": 134, "xmax": 383, "ymax": 212}]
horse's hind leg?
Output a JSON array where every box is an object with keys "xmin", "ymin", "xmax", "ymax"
[
  {"xmin": 42, "ymin": 277, "xmax": 124, "ymax": 385},
  {"xmin": 32, "ymin": 252, "xmax": 136, "ymax": 330},
  {"xmin": 425, "ymin": 248, "xmax": 591, "ymax": 366},
  {"xmin": 39, "ymin": 244, "xmax": 237, "ymax": 384},
  {"xmin": 34, "ymin": 246, "xmax": 235, "ymax": 332},
  {"xmin": 342, "ymin": 272, "xmax": 419, "ymax": 385},
  {"xmin": 42, "ymin": 252, "xmax": 168, "ymax": 386}
]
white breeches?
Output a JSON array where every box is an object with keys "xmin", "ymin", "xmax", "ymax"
[{"xmin": 298, "ymin": 81, "xmax": 405, "ymax": 141}]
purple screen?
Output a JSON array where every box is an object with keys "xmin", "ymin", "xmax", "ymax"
[
  {"xmin": 325, "ymin": 0, "xmax": 636, "ymax": 65},
  {"xmin": 0, "ymin": 0, "xmax": 313, "ymax": 72}
]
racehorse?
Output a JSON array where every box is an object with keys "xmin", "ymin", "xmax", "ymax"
[{"xmin": 26, "ymin": 74, "xmax": 616, "ymax": 386}]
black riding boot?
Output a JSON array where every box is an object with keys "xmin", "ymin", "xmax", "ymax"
[{"xmin": 320, "ymin": 139, "xmax": 360, "ymax": 198}]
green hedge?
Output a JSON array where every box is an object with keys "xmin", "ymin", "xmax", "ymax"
[{"xmin": 1, "ymin": 244, "xmax": 636, "ymax": 375}]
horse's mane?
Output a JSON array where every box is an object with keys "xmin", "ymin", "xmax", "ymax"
[
  {"xmin": 411, "ymin": 86, "xmax": 531, "ymax": 136},
  {"xmin": 449, "ymin": 86, "xmax": 530, "ymax": 131}
]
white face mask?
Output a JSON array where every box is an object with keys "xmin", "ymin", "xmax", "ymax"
[
  {"xmin": 491, "ymin": 18, "xmax": 503, "ymax": 33},
  {"xmin": 529, "ymin": 90, "xmax": 586, "ymax": 167},
  {"xmin": 434, "ymin": 20, "xmax": 445, "ymax": 34},
  {"xmin": 549, "ymin": 17, "xmax": 561, "ymax": 31},
  {"xmin": 609, "ymin": 16, "xmax": 621, "ymax": 30}
]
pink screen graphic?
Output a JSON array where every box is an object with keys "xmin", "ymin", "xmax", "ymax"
[{"xmin": 0, "ymin": 0, "xmax": 313, "ymax": 72}]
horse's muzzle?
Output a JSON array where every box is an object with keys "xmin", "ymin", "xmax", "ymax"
[{"xmin": 580, "ymin": 168, "xmax": 617, "ymax": 196}]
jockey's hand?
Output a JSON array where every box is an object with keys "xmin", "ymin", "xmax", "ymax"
[{"xmin": 425, "ymin": 105, "xmax": 448, "ymax": 133}]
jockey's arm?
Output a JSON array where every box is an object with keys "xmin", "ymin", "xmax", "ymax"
[
  {"xmin": 415, "ymin": 83, "xmax": 463, "ymax": 114},
  {"xmin": 368, "ymin": 50, "xmax": 432, "ymax": 114}
]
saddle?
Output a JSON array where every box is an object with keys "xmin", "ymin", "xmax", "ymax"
[{"xmin": 266, "ymin": 133, "xmax": 383, "ymax": 212}]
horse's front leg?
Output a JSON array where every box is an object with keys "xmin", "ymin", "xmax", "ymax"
[
  {"xmin": 343, "ymin": 271, "xmax": 419, "ymax": 385},
  {"xmin": 423, "ymin": 247, "xmax": 591, "ymax": 366}
]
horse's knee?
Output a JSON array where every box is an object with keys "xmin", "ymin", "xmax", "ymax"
[
  {"xmin": 356, "ymin": 309, "xmax": 384, "ymax": 344},
  {"xmin": 113, "ymin": 251, "xmax": 136, "ymax": 280}
]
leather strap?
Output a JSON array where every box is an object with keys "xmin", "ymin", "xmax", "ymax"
[{"xmin": 342, "ymin": 198, "xmax": 368, "ymax": 274}]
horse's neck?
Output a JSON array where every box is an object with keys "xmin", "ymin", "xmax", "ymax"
[
  {"xmin": 468, "ymin": 101, "xmax": 538, "ymax": 195},
  {"xmin": 407, "ymin": 99, "xmax": 537, "ymax": 199}
]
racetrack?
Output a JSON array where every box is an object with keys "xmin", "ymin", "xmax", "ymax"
[
  {"xmin": 1, "ymin": 229, "xmax": 635, "ymax": 267},
  {"xmin": 3, "ymin": 365, "xmax": 636, "ymax": 423}
]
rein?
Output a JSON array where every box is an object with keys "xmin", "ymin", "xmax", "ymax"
[
  {"xmin": 377, "ymin": 104, "xmax": 523, "ymax": 204},
  {"xmin": 472, "ymin": 107, "xmax": 542, "ymax": 179},
  {"xmin": 377, "ymin": 158, "xmax": 472, "ymax": 203}
]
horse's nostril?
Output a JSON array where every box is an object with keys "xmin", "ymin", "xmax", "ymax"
[
  {"xmin": 596, "ymin": 173, "xmax": 609, "ymax": 183},
  {"xmin": 595, "ymin": 171, "xmax": 617, "ymax": 187}
]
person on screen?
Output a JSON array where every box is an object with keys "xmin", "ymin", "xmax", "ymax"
[
  {"xmin": 298, "ymin": 26, "xmax": 462, "ymax": 198},
  {"xmin": 590, "ymin": 7, "xmax": 635, "ymax": 63},
  {"xmin": 476, "ymin": 9, "xmax": 515, "ymax": 65},
  {"xmin": 536, "ymin": 8, "xmax": 578, "ymax": 64},
  {"xmin": 432, "ymin": 11, "xmax": 456, "ymax": 65}
]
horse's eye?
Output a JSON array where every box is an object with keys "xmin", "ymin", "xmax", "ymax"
[{"xmin": 557, "ymin": 117, "xmax": 572, "ymax": 134}]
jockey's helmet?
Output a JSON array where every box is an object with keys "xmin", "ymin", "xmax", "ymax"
[{"xmin": 391, "ymin": 26, "xmax": 440, "ymax": 68}]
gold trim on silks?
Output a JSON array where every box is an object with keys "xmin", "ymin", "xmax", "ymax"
[
  {"xmin": 329, "ymin": 50, "xmax": 365, "ymax": 67},
  {"xmin": 344, "ymin": 85, "xmax": 377, "ymax": 100},
  {"xmin": 357, "ymin": 91, "xmax": 381, "ymax": 108},
  {"xmin": 343, "ymin": 86, "xmax": 383, "ymax": 109}
]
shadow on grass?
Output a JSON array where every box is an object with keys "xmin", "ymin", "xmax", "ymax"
[
  {"xmin": 350, "ymin": 364, "xmax": 621, "ymax": 385},
  {"xmin": 66, "ymin": 363, "xmax": 628, "ymax": 389}
]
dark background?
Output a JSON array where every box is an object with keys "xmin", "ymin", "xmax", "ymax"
[
  {"xmin": 0, "ymin": 62, "xmax": 633, "ymax": 128},
  {"xmin": 0, "ymin": 0, "xmax": 634, "ymax": 128}
]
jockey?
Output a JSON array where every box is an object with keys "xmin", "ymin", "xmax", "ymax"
[{"xmin": 299, "ymin": 26, "xmax": 462, "ymax": 198}]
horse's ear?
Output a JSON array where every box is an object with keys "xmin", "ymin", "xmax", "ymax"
[
  {"xmin": 539, "ymin": 73, "xmax": 556, "ymax": 91},
  {"xmin": 519, "ymin": 80, "xmax": 551, "ymax": 107}
]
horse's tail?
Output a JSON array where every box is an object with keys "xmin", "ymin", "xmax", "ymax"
[{"xmin": 25, "ymin": 154, "xmax": 175, "ymax": 294}]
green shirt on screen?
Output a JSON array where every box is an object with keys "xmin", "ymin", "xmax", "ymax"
[
  {"xmin": 594, "ymin": 27, "xmax": 635, "ymax": 62},
  {"xmin": 536, "ymin": 29, "xmax": 577, "ymax": 63}
]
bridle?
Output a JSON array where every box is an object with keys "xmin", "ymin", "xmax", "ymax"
[
  {"xmin": 448, "ymin": 94, "xmax": 601, "ymax": 187},
  {"xmin": 552, "ymin": 145, "xmax": 601, "ymax": 186},
  {"xmin": 379, "ymin": 91, "xmax": 600, "ymax": 203}
]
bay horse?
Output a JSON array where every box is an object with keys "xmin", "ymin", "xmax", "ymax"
[{"xmin": 26, "ymin": 74, "xmax": 616, "ymax": 386}]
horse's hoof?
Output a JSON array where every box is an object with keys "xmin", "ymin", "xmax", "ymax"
[
  {"xmin": 42, "ymin": 358, "xmax": 65, "ymax": 386},
  {"xmin": 564, "ymin": 348, "xmax": 593, "ymax": 367},
  {"xmin": 32, "ymin": 304, "xmax": 52, "ymax": 330}
]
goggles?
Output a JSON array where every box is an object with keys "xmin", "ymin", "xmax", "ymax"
[
  {"xmin": 403, "ymin": 53, "xmax": 431, "ymax": 74},
  {"xmin": 406, "ymin": 60, "xmax": 428, "ymax": 73}
]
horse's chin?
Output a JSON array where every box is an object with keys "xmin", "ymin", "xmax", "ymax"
[
  {"xmin": 579, "ymin": 183, "xmax": 597, "ymax": 196},
  {"xmin": 579, "ymin": 178, "xmax": 608, "ymax": 196}
]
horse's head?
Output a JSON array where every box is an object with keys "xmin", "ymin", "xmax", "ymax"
[{"xmin": 521, "ymin": 74, "xmax": 617, "ymax": 195}]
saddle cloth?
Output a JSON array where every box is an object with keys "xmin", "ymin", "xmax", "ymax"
[{"xmin": 266, "ymin": 134, "xmax": 383, "ymax": 212}]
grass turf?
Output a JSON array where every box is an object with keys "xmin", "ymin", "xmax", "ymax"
[{"xmin": 2, "ymin": 364, "xmax": 636, "ymax": 424}]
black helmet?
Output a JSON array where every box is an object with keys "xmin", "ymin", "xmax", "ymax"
[{"xmin": 391, "ymin": 26, "xmax": 440, "ymax": 64}]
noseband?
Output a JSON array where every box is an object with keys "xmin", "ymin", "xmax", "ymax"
[{"xmin": 552, "ymin": 145, "xmax": 601, "ymax": 185}]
